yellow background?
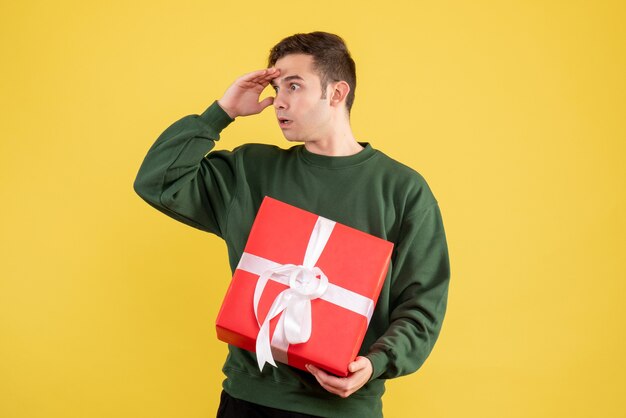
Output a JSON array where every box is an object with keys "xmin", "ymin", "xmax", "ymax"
[{"xmin": 1, "ymin": 1, "xmax": 625, "ymax": 417}]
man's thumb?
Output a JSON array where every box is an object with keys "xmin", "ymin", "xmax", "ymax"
[
  {"xmin": 349, "ymin": 357, "xmax": 367, "ymax": 373},
  {"xmin": 259, "ymin": 96, "xmax": 274, "ymax": 110}
]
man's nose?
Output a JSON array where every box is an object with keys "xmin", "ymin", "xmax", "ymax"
[{"xmin": 273, "ymin": 91, "xmax": 288, "ymax": 109}]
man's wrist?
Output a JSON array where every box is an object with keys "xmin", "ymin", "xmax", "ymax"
[
  {"xmin": 216, "ymin": 99, "xmax": 237, "ymax": 119},
  {"xmin": 199, "ymin": 101, "xmax": 235, "ymax": 132}
]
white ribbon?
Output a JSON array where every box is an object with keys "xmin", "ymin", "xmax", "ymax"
[{"xmin": 236, "ymin": 216, "xmax": 376, "ymax": 371}]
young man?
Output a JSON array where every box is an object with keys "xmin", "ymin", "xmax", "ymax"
[{"xmin": 134, "ymin": 32, "xmax": 450, "ymax": 417}]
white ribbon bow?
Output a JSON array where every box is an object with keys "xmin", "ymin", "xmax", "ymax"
[{"xmin": 253, "ymin": 216, "xmax": 336, "ymax": 371}]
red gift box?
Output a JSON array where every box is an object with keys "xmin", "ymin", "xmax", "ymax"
[{"xmin": 215, "ymin": 196, "xmax": 393, "ymax": 377}]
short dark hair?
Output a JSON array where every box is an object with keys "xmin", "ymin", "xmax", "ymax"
[{"xmin": 267, "ymin": 31, "xmax": 357, "ymax": 115}]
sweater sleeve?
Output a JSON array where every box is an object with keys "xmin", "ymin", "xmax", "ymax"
[
  {"xmin": 133, "ymin": 100, "xmax": 237, "ymax": 237},
  {"xmin": 366, "ymin": 202, "xmax": 451, "ymax": 380}
]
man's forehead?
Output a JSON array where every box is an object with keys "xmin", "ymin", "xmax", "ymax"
[
  {"xmin": 275, "ymin": 53, "xmax": 314, "ymax": 68},
  {"xmin": 271, "ymin": 54, "xmax": 318, "ymax": 83}
]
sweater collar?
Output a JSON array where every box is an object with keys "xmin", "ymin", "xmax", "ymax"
[{"xmin": 297, "ymin": 142, "xmax": 377, "ymax": 168}]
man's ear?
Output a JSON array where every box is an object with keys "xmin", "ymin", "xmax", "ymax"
[{"xmin": 330, "ymin": 81, "xmax": 350, "ymax": 108}]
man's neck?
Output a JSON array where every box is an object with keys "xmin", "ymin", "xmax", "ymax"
[{"xmin": 303, "ymin": 120, "xmax": 363, "ymax": 156}]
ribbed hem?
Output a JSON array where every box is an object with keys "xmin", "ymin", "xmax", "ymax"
[
  {"xmin": 298, "ymin": 142, "xmax": 378, "ymax": 169},
  {"xmin": 223, "ymin": 366, "xmax": 384, "ymax": 418},
  {"xmin": 199, "ymin": 100, "xmax": 235, "ymax": 134}
]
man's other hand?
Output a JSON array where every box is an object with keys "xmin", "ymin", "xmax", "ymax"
[
  {"xmin": 306, "ymin": 356, "xmax": 373, "ymax": 398},
  {"xmin": 218, "ymin": 68, "xmax": 280, "ymax": 119}
]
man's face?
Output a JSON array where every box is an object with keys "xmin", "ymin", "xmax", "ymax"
[{"xmin": 270, "ymin": 54, "xmax": 332, "ymax": 143}]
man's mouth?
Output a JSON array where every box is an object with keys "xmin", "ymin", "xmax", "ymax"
[{"xmin": 278, "ymin": 118, "xmax": 293, "ymax": 126}]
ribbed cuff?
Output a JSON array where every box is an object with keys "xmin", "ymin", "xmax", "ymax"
[
  {"xmin": 366, "ymin": 351, "xmax": 389, "ymax": 382},
  {"xmin": 199, "ymin": 100, "xmax": 235, "ymax": 134}
]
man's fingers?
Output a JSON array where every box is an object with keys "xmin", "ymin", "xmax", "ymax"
[
  {"xmin": 306, "ymin": 358, "xmax": 373, "ymax": 398},
  {"xmin": 307, "ymin": 365, "xmax": 348, "ymax": 397},
  {"xmin": 307, "ymin": 365, "xmax": 342, "ymax": 387},
  {"xmin": 306, "ymin": 363, "xmax": 370, "ymax": 398},
  {"xmin": 235, "ymin": 68, "xmax": 281, "ymax": 93},
  {"xmin": 240, "ymin": 68, "xmax": 280, "ymax": 83},
  {"xmin": 239, "ymin": 68, "xmax": 271, "ymax": 81},
  {"xmin": 263, "ymin": 68, "xmax": 281, "ymax": 81}
]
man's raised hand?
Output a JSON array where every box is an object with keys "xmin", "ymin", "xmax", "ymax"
[{"xmin": 217, "ymin": 68, "xmax": 280, "ymax": 119}]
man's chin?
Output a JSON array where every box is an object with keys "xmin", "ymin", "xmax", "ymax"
[{"xmin": 282, "ymin": 134, "xmax": 304, "ymax": 143}]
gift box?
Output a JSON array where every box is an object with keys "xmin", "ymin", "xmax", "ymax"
[{"xmin": 215, "ymin": 196, "xmax": 393, "ymax": 377}]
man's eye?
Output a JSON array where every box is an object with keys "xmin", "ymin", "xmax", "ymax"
[
  {"xmin": 272, "ymin": 86, "xmax": 279, "ymax": 92},
  {"xmin": 290, "ymin": 83, "xmax": 300, "ymax": 91}
]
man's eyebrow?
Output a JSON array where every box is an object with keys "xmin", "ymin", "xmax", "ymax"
[{"xmin": 270, "ymin": 75, "xmax": 305, "ymax": 87}]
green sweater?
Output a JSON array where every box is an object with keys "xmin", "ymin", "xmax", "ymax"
[{"xmin": 133, "ymin": 101, "xmax": 450, "ymax": 417}]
